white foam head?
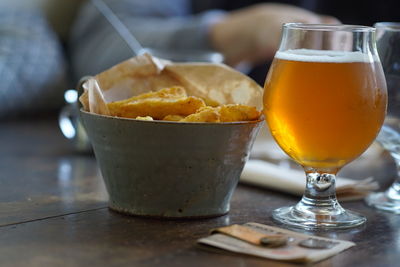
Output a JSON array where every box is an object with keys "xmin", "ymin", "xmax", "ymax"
[{"xmin": 275, "ymin": 49, "xmax": 377, "ymax": 63}]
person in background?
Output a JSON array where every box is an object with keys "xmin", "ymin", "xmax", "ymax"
[
  {"xmin": 1, "ymin": 0, "xmax": 397, "ymax": 118},
  {"xmin": 69, "ymin": 0, "xmax": 338, "ymax": 84},
  {"xmin": 0, "ymin": 4, "xmax": 67, "ymax": 119}
]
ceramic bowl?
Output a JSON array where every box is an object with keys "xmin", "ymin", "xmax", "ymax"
[{"xmin": 80, "ymin": 110, "xmax": 263, "ymax": 218}]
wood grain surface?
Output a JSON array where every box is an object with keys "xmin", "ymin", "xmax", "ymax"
[{"xmin": 0, "ymin": 116, "xmax": 398, "ymax": 266}]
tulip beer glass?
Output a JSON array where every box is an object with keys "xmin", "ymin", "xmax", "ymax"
[
  {"xmin": 366, "ymin": 22, "xmax": 400, "ymax": 213},
  {"xmin": 264, "ymin": 24, "xmax": 387, "ymax": 229}
]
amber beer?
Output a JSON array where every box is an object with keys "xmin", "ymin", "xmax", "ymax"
[{"xmin": 264, "ymin": 49, "xmax": 387, "ymax": 169}]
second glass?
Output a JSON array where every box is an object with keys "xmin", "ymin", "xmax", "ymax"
[
  {"xmin": 366, "ymin": 22, "xmax": 400, "ymax": 213},
  {"xmin": 263, "ymin": 23, "xmax": 387, "ymax": 229}
]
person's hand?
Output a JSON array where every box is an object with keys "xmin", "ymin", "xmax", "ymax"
[{"xmin": 210, "ymin": 3, "xmax": 339, "ymax": 66}]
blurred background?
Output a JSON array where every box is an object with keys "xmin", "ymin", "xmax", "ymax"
[{"xmin": 0, "ymin": 0, "xmax": 399, "ymax": 119}]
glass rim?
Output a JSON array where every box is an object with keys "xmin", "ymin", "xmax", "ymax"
[
  {"xmin": 374, "ymin": 22, "xmax": 400, "ymax": 31},
  {"xmin": 283, "ymin": 23, "xmax": 375, "ymax": 32}
]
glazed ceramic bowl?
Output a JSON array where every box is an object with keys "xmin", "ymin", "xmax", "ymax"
[{"xmin": 80, "ymin": 110, "xmax": 263, "ymax": 218}]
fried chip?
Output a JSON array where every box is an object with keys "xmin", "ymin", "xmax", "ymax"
[
  {"xmin": 219, "ymin": 104, "xmax": 260, "ymax": 122},
  {"xmin": 109, "ymin": 97, "xmax": 205, "ymax": 120},
  {"xmin": 163, "ymin": 115, "xmax": 185, "ymax": 121},
  {"xmin": 179, "ymin": 104, "xmax": 260, "ymax": 123},
  {"xmin": 107, "ymin": 87, "xmax": 206, "ymax": 120},
  {"xmin": 102, "ymin": 86, "xmax": 260, "ymax": 123},
  {"xmin": 108, "ymin": 86, "xmax": 186, "ymax": 108},
  {"xmin": 181, "ymin": 106, "xmax": 221, "ymax": 123}
]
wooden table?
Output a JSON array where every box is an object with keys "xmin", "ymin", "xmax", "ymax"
[{"xmin": 1, "ymin": 116, "xmax": 399, "ymax": 266}]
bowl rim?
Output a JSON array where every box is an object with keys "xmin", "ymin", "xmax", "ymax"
[{"xmin": 80, "ymin": 109, "xmax": 264, "ymax": 125}]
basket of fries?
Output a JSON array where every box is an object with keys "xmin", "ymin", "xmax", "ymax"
[{"xmin": 79, "ymin": 54, "xmax": 263, "ymax": 218}]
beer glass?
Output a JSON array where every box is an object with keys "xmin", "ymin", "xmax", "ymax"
[
  {"xmin": 366, "ymin": 22, "xmax": 400, "ymax": 213},
  {"xmin": 264, "ymin": 24, "xmax": 387, "ymax": 229}
]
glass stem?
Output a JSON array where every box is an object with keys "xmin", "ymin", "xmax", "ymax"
[{"xmin": 296, "ymin": 168, "xmax": 344, "ymax": 215}]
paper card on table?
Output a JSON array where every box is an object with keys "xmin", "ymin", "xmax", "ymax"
[{"xmin": 198, "ymin": 222, "xmax": 355, "ymax": 263}]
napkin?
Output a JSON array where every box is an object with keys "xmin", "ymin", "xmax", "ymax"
[{"xmin": 240, "ymin": 159, "xmax": 379, "ymax": 201}]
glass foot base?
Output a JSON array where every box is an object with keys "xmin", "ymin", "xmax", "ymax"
[
  {"xmin": 366, "ymin": 192, "xmax": 400, "ymax": 214},
  {"xmin": 272, "ymin": 205, "xmax": 366, "ymax": 230}
]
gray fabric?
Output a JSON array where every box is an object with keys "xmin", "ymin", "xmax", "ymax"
[
  {"xmin": 70, "ymin": 0, "xmax": 225, "ymax": 80},
  {"xmin": 0, "ymin": 7, "xmax": 67, "ymax": 118}
]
